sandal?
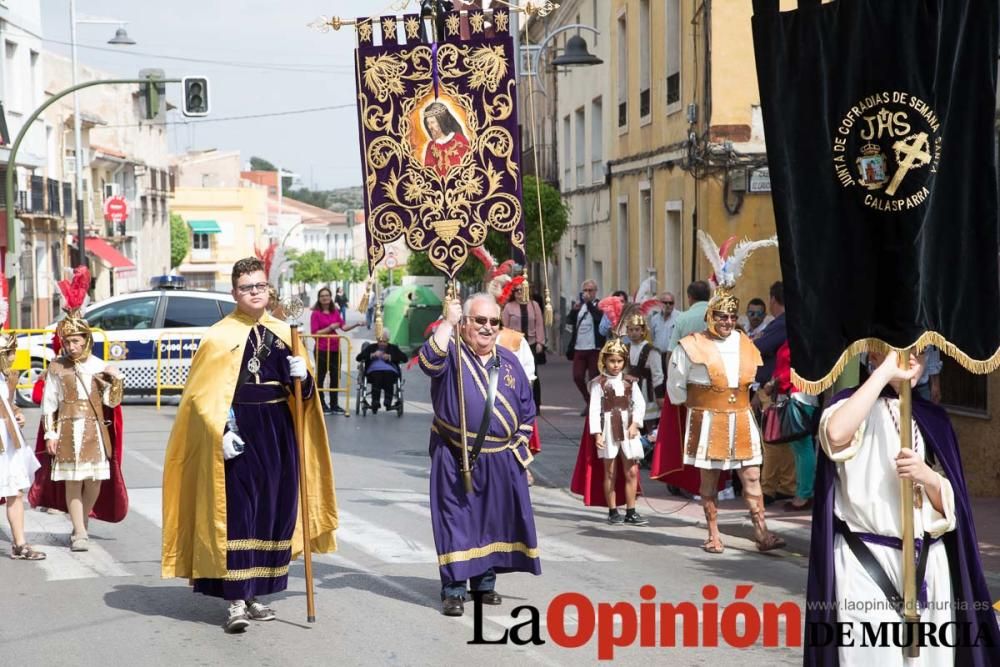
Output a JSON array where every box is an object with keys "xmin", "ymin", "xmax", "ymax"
[
  {"xmin": 11, "ymin": 543, "xmax": 47, "ymax": 560},
  {"xmin": 755, "ymin": 533, "xmax": 786, "ymax": 552},
  {"xmin": 702, "ymin": 535, "xmax": 725, "ymax": 554}
]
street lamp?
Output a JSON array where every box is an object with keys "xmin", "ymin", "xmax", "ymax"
[
  {"xmin": 69, "ymin": 0, "xmax": 135, "ymax": 267},
  {"xmin": 526, "ymin": 24, "xmax": 602, "ymax": 96}
]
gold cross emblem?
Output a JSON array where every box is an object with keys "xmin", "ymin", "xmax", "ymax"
[{"xmin": 728, "ymin": 393, "xmax": 737, "ymax": 404}]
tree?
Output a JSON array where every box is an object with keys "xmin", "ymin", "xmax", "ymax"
[
  {"xmin": 290, "ymin": 249, "xmax": 326, "ymax": 285},
  {"xmin": 169, "ymin": 213, "xmax": 190, "ymax": 269},
  {"xmin": 249, "ymin": 156, "xmax": 277, "ymax": 172},
  {"xmin": 485, "ymin": 176, "xmax": 569, "ymax": 262}
]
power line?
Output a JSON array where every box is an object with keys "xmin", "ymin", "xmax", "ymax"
[
  {"xmin": 97, "ymin": 103, "xmax": 357, "ymax": 129},
  {"xmin": 42, "ymin": 37, "xmax": 354, "ymax": 74}
]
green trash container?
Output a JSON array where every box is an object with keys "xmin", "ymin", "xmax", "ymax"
[{"xmin": 381, "ymin": 285, "xmax": 443, "ymax": 355}]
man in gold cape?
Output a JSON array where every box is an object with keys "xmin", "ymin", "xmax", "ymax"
[{"xmin": 161, "ymin": 257, "xmax": 337, "ymax": 633}]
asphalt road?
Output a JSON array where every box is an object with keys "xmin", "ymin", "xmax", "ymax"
[{"xmin": 2, "ymin": 349, "xmax": 807, "ymax": 666}]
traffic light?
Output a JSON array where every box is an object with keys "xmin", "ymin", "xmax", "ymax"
[{"xmin": 182, "ymin": 76, "xmax": 209, "ymax": 117}]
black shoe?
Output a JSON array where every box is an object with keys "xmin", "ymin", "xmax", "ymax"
[
  {"xmin": 371, "ymin": 406, "xmax": 379, "ymax": 414},
  {"xmin": 607, "ymin": 511, "xmax": 625, "ymax": 525},
  {"xmin": 331, "ymin": 406, "xmax": 345, "ymax": 415},
  {"xmin": 477, "ymin": 591, "xmax": 502, "ymax": 606},
  {"xmin": 624, "ymin": 511, "xmax": 649, "ymax": 526},
  {"xmin": 322, "ymin": 405, "xmax": 332, "ymax": 414},
  {"xmin": 442, "ymin": 596, "xmax": 465, "ymax": 616}
]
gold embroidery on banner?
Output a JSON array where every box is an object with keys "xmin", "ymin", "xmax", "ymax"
[
  {"xmin": 227, "ymin": 539, "xmax": 292, "ymax": 551},
  {"xmin": 493, "ymin": 10, "xmax": 509, "ymax": 33},
  {"xmin": 445, "ymin": 14, "xmax": 460, "ymax": 36},
  {"xmin": 356, "ymin": 36, "xmax": 524, "ymax": 277},
  {"xmin": 358, "ymin": 20, "xmax": 373, "ymax": 44},
  {"xmin": 438, "ymin": 540, "xmax": 539, "ymax": 566},
  {"xmin": 381, "ymin": 17, "xmax": 397, "ymax": 41},
  {"xmin": 223, "ymin": 565, "xmax": 290, "ymax": 581},
  {"xmin": 469, "ymin": 12, "xmax": 485, "ymax": 34},
  {"xmin": 404, "ymin": 16, "xmax": 421, "ymax": 40}
]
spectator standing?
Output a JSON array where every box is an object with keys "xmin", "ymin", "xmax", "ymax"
[{"xmin": 566, "ymin": 280, "xmax": 605, "ymax": 415}]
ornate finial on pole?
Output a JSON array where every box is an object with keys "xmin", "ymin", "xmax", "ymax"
[
  {"xmin": 525, "ymin": 1, "xmax": 560, "ymax": 18},
  {"xmin": 307, "ymin": 15, "xmax": 354, "ymax": 32},
  {"xmin": 280, "ymin": 296, "xmax": 305, "ymax": 325}
]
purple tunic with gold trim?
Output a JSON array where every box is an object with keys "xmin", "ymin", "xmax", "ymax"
[
  {"xmin": 419, "ymin": 336, "xmax": 541, "ymax": 585},
  {"xmin": 193, "ymin": 328, "xmax": 314, "ymax": 600}
]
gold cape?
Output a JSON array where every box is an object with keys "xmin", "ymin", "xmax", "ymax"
[{"xmin": 161, "ymin": 309, "xmax": 338, "ymax": 580}]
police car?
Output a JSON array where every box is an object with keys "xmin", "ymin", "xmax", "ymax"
[{"xmin": 15, "ymin": 286, "xmax": 235, "ymax": 406}]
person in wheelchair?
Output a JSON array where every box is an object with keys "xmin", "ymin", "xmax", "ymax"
[{"xmin": 356, "ymin": 332, "xmax": 407, "ymax": 413}]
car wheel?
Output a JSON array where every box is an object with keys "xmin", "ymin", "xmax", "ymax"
[{"xmin": 15, "ymin": 360, "xmax": 45, "ymax": 408}]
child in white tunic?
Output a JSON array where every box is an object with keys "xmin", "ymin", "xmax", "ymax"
[
  {"xmin": 0, "ymin": 330, "xmax": 45, "ymax": 560},
  {"xmin": 820, "ymin": 350, "xmax": 955, "ymax": 666},
  {"xmin": 589, "ymin": 338, "xmax": 647, "ymax": 526}
]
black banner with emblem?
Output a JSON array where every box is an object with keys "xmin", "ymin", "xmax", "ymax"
[{"xmin": 752, "ymin": 0, "xmax": 1000, "ymax": 391}]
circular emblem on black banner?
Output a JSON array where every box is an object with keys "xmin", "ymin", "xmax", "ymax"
[{"xmin": 832, "ymin": 90, "xmax": 942, "ymax": 213}]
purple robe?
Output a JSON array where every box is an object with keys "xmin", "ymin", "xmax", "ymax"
[
  {"xmin": 193, "ymin": 328, "xmax": 315, "ymax": 600},
  {"xmin": 418, "ymin": 336, "xmax": 541, "ymax": 585},
  {"xmin": 806, "ymin": 387, "xmax": 1000, "ymax": 665}
]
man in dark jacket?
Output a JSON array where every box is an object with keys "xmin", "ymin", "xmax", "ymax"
[
  {"xmin": 357, "ymin": 332, "xmax": 407, "ymax": 412},
  {"xmin": 565, "ymin": 279, "xmax": 606, "ymax": 413}
]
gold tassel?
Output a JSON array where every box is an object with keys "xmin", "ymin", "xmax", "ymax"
[
  {"xmin": 373, "ymin": 301, "xmax": 383, "ymax": 340},
  {"xmin": 357, "ymin": 289, "xmax": 370, "ymax": 315},
  {"xmin": 519, "ymin": 268, "xmax": 531, "ymax": 305},
  {"xmin": 543, "ymin": 287, "xmax": 553, "ymax": 328}
]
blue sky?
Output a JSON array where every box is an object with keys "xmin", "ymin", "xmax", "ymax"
[{"xmin": 41, "ymin": 0, "xmax": 367, "ymax": 188}]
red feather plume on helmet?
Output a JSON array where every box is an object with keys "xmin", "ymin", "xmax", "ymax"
[
  {"xmin": 597, "ymin": 294, "xmax": 625, "ymax": 330},
  {"xmin": 57, "ymin": 265, "xmax": 91, "ymax": 313},
  {"xmin": 498, "ymin": 275, "xmax": 525, "ymax": 306}
]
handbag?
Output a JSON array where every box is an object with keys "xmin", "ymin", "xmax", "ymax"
[{"xmin": 762, "ymin": 394, "xmax": 817, "ymax": 444}]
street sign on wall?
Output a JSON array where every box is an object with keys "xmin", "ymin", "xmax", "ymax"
[
  {"xmin": 103, "ymin": 195, "xmax": 128, "ymax": 223},
  {"xmin": 749, "ymin": 167, "xmax": 771, "ymax": 193}
]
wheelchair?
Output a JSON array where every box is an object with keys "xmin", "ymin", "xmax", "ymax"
[{"xmin": 354, "ymin": 342, "xmax": 405, "ymax": 417}]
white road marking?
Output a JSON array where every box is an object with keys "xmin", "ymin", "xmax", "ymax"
[
  {"xmin": 128, "ymin": 450, "xmax": 164, "ymax": 472},
  {"xmin": 1, "ymin": 509, "xmax": 131, "ymax": 580},
  {"xmin": 128, "ymin": 487, "xmax": 163, "ymax": 526},
  {"xmin": 359, "ymin": 488, "xmax": 616, "ymax": 562},
  {"xmin": 335, "ymin": 508, "xmax": 438, "ymax": 564}
]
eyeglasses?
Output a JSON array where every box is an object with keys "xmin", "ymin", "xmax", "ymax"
[
  {"xmin": 712, "ymin": 313, "xmax": 739, "ymax": 322},
  {"xmin": 466, "ymin": 315, "xmax": 501, "ymax": 328},
  {"xmin": 582, "ymin": 287, "xmax": 597, "ymax": 292},
  {"xmin": 747, "ymin": 310, "xmax": 765, "ymax": 317},
  {"xmin": 236, "ymin": 282, "xmax": 269, "ymax": 295},
  {"xmin": 662, "ymin": 300, "xmax": 674, "ymax": 306}
]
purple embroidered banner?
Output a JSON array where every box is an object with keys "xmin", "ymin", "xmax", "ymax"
[{"xmin": 353, "ymin": 9, "xmax": 525, "ymax": 278}]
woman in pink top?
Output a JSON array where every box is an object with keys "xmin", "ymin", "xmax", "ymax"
[
  {"xmin": 500, "ymin": 282, "xmax": 546, "ymax": 409},
  {"xmin": 310, "ymin": 287, "xmax": 359, "ymax": 414}
]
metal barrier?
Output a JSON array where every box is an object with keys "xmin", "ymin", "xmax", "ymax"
[
  {"xmin": 301, "ymin": 334, "xmax": 352, "ymax": 416},
  {"xmin": 6, "ymin": 327, "xmax": 110, "ymax": 401},
  {"xmin": 155, "ymin": 330, "xmax": 203, "ymax": 409}
]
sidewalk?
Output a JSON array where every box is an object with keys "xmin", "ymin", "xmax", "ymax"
[{"xmin": 534, "ymin": 356, "xmax": 1000, "ymax": 593}]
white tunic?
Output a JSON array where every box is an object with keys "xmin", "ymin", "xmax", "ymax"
[
  {"xmin": 0, "ymin": 392, "xmax": 38, "ymax": 497},
  {"xmin": 818, "ymin": 397, "xmax": 956, "ymax": 667},
  {"xmin": 43, "ymin": 355, "xmax": 114, "ymax": 482},
  {"xmin": 589, "ymin": 373, "xmax": 645, "ymax": 461},
  {"xmin": 629, "ymin": 341, "xmax": 663, "ymax": 423},
  {"xmin": 666, "ymin": 333, "xmax": 762, "ymax": 469}
]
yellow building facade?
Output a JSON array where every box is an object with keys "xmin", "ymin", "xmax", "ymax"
[
  {"xmin": 171, "ymin": 186, "xmax": 268, "ymax": 291},
  {"xmin": 607, "ymin": 0, "xmax": 780, "ymax": 306}
]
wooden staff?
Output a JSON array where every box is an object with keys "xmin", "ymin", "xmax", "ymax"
[
  {"xmin": 898, "ymin": 348, "xmax": 918, "ymax": 658},
  {"xmin": 290, "ymin": 324, "xmax": 316, "ymax": 623},
  {"xmin": 449, "ymin": 282, "xmax": 474, "ymax": 494}
]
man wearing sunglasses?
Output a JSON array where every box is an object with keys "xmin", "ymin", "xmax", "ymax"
[
  {"xmin": 419, "ymin": 293, "xmax": 540, "ymax": 617},
  {"xmin": 738, "ymin": 297, "xmax": 773, "ymax": 340},
  {"xmin": 667, "ymin": 274, "xmax": 785, "ymax": 555}
]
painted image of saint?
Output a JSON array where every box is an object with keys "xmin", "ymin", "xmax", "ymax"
[{"xmin": 422, "ymin": 101, "xmax": 470, "ymax": 177}]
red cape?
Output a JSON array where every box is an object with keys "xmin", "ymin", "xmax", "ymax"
[
  {"xmin": 569, "ymin": 416, "xmax": 642, "ymax": 506},
  {"xmin": 28, "ymin": 400, "xmax": 128, "ymax": 523},
  {"xmin": 649, "ymin": 403, "xmax": 728, "ymax": 494},
  {"xmin": 528, "ymin": 427, "xmax": 541, "ymax": 454}
]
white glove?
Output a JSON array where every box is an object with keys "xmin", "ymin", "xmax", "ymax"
[
  {"xmin": 222, "ymin": 430, "xmax": 245, "ymax": 460},
  {"xmin": 288, "ymin": 356, "xmax": 308, "ymax": 380}
]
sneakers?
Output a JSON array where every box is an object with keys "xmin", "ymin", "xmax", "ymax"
[
  {"xmin": 330, "ymin": 405, "xmax": 346, "ymax": 415},
  {"xmin": 607, "ymin": 511, "xmax": 625, "ymax": 525},
  {"xmin": 624, "ymin": 511, "xmax": 649, "ymax": 526},
  {"xmin": 70, "ymin": 536, "xmax": 90, "ymax": 552},
  {"xmin": 245, "ymin": 600, "xmax": 276, "ymax": 621},
  {"xmin": 224, "ymin": 601, "xmax": 250, "ymax": 634}
]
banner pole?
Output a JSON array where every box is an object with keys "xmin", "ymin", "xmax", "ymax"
[
  {"xmin": 898, "ymin": 348, "xmax": 919, "ymax": 658},
  {"xmin": 449, "ymin": 281, "xmax": 474, "ymax": 494}
]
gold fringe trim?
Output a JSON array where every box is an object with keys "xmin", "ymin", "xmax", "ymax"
[
  {"xmin": 419, "ymin": 350, "xmax": 444, "ymax": 372},
  {"xmin": 791, "ymin": 333, "xmax": 1000, "ymax": 395},
  {"xmin": 438, "ymin": 540, "xmax": 539, "ymax": 566},
  {"xmin": 223, "ymin": 565, "xmax": 290, "ymax": 581},
  {"xmin": 227, "ymin": 539, "xmax": 292, "ymax": 551}
]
